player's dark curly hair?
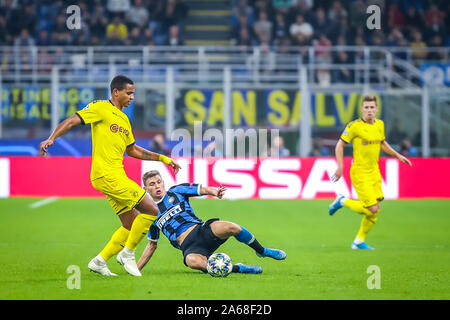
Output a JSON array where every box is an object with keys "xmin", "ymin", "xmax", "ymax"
[{"xmin": 110, "ymin": 75, "xmax": 134, "ymax": 93}]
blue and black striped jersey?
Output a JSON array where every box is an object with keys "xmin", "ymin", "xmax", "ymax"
[{"xmin": 147, "ymin": 183, "xmax": 203, "ymax": 249}]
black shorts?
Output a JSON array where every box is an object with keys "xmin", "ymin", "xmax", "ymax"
[{"xmin": 180, "ymin": 218, "xmax": 227, "ymax": 266}]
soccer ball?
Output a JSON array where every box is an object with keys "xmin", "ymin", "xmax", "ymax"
[{"xmin": 206, "ymin": 252, "xmax": 233, "ymax": 277}]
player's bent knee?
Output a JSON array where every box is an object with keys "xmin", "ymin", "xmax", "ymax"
[
  {"xmin": 185, "ymin": 254, "xmax": 206, "ymax": 270},
  {"xmin": 136, "ymin": 197, "xmax": 158, "ymax": 216},
  {"xmin": 367, "ymin": 205, "xmax": 378, "ymax": 214},
  {"xmin": 219, "ymin": 221, "xmax": 241, "ymax": 237}
]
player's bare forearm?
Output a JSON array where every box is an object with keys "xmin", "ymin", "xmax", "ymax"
[
  {"xmin": 380, "ymin": 140, "xmax": 399, "ymax": 157},
  {"xmin": 126, "ymin": 145, "xmax": 181, "ymax": 173},
  {"xmin": 381, "ymin": 141, "xmax": 412, "ymax": 166},
  {"xmin": 200, "ymin": 186, "xmax": 227, "ymax": 199},
  {"xmin": 332, "ymin": 139, "xmax": 346, "ymax": 181},
  {"xmin": 127, "ymin": 144, "xmax": 160, "ymax": 161},
  {"xmin": 137, "ymin": 241, "xmax": 158, "ymax": 271},
  {"xmin": 39, "ymin": 114, "xmax": 81, "ymax": 156}
]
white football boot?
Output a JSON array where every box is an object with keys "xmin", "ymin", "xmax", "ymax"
[
  {"xmin": 117, "ymin": 247, "xmax": 142, "ymax": 276},
  {"xmin": 88, "ymin": 255, "xmax": 118, "ymax": 276}
]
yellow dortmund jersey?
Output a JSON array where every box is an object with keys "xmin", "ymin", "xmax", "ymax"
[
  {"xmin": 76, "ymin": 100, "xmax": 135, "ymax": 181},
  {"xmin": 340, "ymin": 119, "xmax": 385, "ymax": 170}
]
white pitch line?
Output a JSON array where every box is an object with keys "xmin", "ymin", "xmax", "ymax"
[{"xmin": 29, "ymin": 197, "xmax": 58, "ymax": 209}]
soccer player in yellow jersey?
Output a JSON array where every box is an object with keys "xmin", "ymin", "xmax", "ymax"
[
  {"xmin": 328, "ymin": 95, "xmax": 412, "ymax": 250},
  {"xmin": 39, "ymin": 75, "xmax": 181, "ymax": 276}
]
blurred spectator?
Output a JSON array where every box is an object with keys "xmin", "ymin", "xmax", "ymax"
[
  {"xmin": 127, "ymin": 26, "xmax": 143, "ymax": 45},
  {"xmin": 370, "ymin": 29, "xmax": 386, "ymax": 46},
  {"xmin": 231, "ymin": 14, "xmax": 255, "ymax": 45},
  {"xmin": 328, "ymin": 0, "xmax": 347, "ymax": 24},
  {"xmin": 348, "ymin": 0, "xmax": 366, "ymax": 30},
  {"xmin": 424, "ymin": 13, "xmax": 446, "ymax": 43},
  {"xmin": 288, "ymin": 0, "xmax": 313, "ymax": 25},
  {"xmin": 394, "ymin": 36, "xmax": 409, "ymax": 59},
  {"xmin": 311, "ymin": 7, "xmax": 333, "ymax": 41},
  {"xmin": 106, "ymin": 15, "xmax": 128, "ymax": 45},
  {"xmin": 4, "ymin": 0, "xmax": 23, "ymax": 39},
  {"xmin": 37, "ymin": 48, "xmax": 54, "ymax": 73},
  {"xmin": 126, "ymin": 0, "xmax": 149, "ymax": 28},
  {"xmin": 150, "ymin": 134, "xmax": 171, "ymax": 155},
  {"xmin": 162, "ymin": 0, "xmax": 188, "ymax": 30},
  {"xmin": 0, "ymin": 15, "xmax": 7, "ymax": 44},
  {"xmin": 427, "ymin": 35, "xmax": 445, "ymax": 61},
  {"xmin": 19, "ymin": 48, "xmax": 32, "ymax": 73},
  {"xmin": 272, "ymin": 0, "xmax": 292, "ymax": 13},
  {"xmin": 258, "ymin": 42, "xmax": 276, "ymax": 79},
  {"xmin": 1, "ymin": 48, "xmax": 12, "ymax": 74},
  {"xmin": 165, "ymin": 25, "xmax": 184, "ymax": 46},
  {"xmin": 89, "ymin": 5, "xmax": 109, "ymax": 41},
  {"xmin": 314, "ymin": 33, "xmax": 332, "ymax": 58},
  {"xmin": 253, "ymin": 10, "xmax": 273, "ymax": 44},
  {"xmin": 107, "ymin": 0, "xmax": 131, "ymax": 13},
  {"xmin": 270, "ymin": 136, "xmax": 290, "ymax": 157},
  {"xmin": 236, "ymin": 27, "xmax": 255, "ymax": 47},
  {"xmin": 52, "ymin": 15, "xmax": 71, "ymax": 46},
  {"xmin": 14, "ymin": 28, "xmax": 35, "ymax": 46},
  {"xmin": 387, "ymin": 27, "xmax": 405, "ymax": 47},
  {"xmin": 388, "ymin": 118, "xmax": 408, "ymax": 146},
  {"xmin": 275, "ymin": 37, "xmax": 296, "ymax": 77},
  {"xmin": 314, "ymin": 33, "xmax": 332, "ymax": 87},
  {"xmin": 36, "ymin": 29, "xmax": 53, "ymax": 46},
  {"xmin": 425, "ymin": 4, "xmax": 445, "ymax": 27},
  {"xmin": 333, "ymin": 36, "xmax": 353, "ymax": 83},
  {"xmin": 404, "ymin": 6, "xmax": 424, "ymax": 39},
  {"xmin": 141, "ymin": 27, "xmax": 155, "ymax": 46},
  {"xmin": 399, "ymin": 138, "xmax": 416, "ymax": 157},
  {"xmin": 334, "ymin": 15, "xmax": 350, "ymax": 44},
  {"xmin": 409, "ymin": 30, "xmax": 427, "ymax": 60},
  {"xmin": 232, "ymin": 0, "xmax": 255, "ymax": 27},
  {"xmin": 273, "ymin": 11, "xmax": 289, "ymax": 43},
  {"xmin": 253, "ymin": 0, "xmax": 274, "ymax": 23},
  {"xmin": 387, "ymin": 3, "xmax": 404, "ymax": 28},
  {"xmin": 289, "ymin": 14, "xmax": 313, "ymax": 42}
]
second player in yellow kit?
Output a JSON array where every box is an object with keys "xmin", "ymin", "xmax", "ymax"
[
  {"xmin": 341, "ymin": 117, "xmax": 385, "ymax": 208},
  {"xmin": 329, "ymin": 96, "xmax": 412, "ymax": 250},
  {"xmin": 39, "ymin": 75, "xmax": 181, "ymax": 276}
]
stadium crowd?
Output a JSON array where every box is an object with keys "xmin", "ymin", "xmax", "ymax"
[
  {"xmin": 0, "ymin": 0, "xmax": 189, "ymax": 46},
  {"xmin": 0, "ymin": 0, "xmax": 448, "ymax": 53}
]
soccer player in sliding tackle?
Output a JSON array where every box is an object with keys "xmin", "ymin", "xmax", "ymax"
[
  {"xmin": 329, "ymin": 95, "xmax": 412, "ymax": 250},
  {"xmin": 39, "ymin": 75, "xmax": 181, "ymax": 276},
  {"xmin": 137, "ymin": 170, "xmax": 287, "ymax": 274}
]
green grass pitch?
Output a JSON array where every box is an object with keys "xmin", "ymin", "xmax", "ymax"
[{"xmin": 0, "ymin": 197, "xmax": 449, "ymax": 300}]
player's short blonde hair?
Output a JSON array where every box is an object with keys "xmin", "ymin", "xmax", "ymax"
[{"xmin": 142, "ymin": 170, "xmax": 162, "ymax": 186}]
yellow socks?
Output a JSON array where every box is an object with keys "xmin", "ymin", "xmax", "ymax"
[
  {"xmin": 355, "ymin": 210, "xmax": 379, "ymax": 243},
  {"xmin": 100, "ymin": 226, "xmax": 130, "ymax": 261},
  {"xmin": 343, "ymin": 199, "xmax": 372, "ymax": 216},
  {"xmin": 342, "ymin": 199, "xmax": 379, "ymax": 243},
  {"xmin": 124, "ymin": 214, "xmax": 156, "ymax": 251}
]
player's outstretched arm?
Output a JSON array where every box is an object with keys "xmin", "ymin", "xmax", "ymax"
[
  {"xmin": 39, "ymin": 114, "xmax": 82, "ymax": 156},
  {"xmin": 137, "ymin": 240, "xmax": 158, "ymax": 271},
  {"xmin": 381, "ymin": 140, "xmax": 412, "ymax": 166},
  {"xmin": 126, "ymin": 144, "xmax": 181, "ymax": 173},
  {"xmin": 200, "ymin": 185, "xmax": 227, "ymax": 199},
  {"xmin": 332, "ymin": 139, "xmax": 347, "ymax": 182}
]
